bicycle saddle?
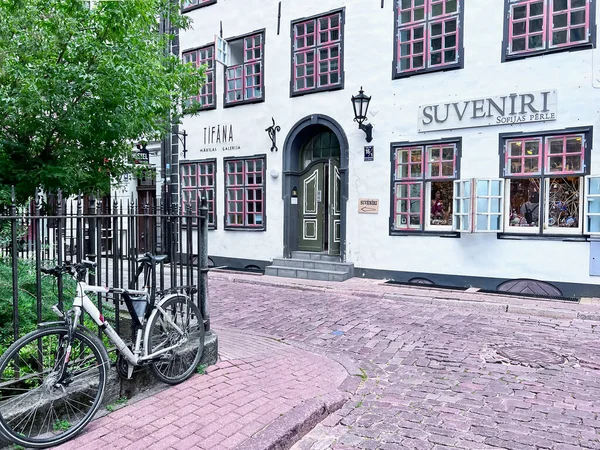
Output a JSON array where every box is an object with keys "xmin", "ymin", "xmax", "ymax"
[{"xmin": 137, "ymin": 253, "xmax": 168, "ymax": 264}]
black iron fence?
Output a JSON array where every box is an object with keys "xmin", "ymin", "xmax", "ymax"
[{"xmin": 0, "ymin": 188, "xmax": 209, "ymax": 349}]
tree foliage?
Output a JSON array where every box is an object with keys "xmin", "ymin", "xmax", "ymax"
[{"xmin": 0, "ymin": 0, "xmax": 205, "ymax": 202}]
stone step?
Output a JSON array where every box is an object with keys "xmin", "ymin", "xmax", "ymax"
[
  {"xmin": 272, "ymin": 258, "xmax": 354, "ymax": 274},
  {"xmin": 264, "ymin": 265, "xmax": 352, "ymax": 282},
  {"xmin": 291, "ymin": 251, "xmax": 340, "ymax": 262}
]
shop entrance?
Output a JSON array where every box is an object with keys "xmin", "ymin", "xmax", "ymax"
[
  {"xmin": 282, "ymin": 115, "xmax": 349, "ymax": 261},
  {"xmin": 297, "ymin": 131, "xmax": 341, "ymax": 254}
]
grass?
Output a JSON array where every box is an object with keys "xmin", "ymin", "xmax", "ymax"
[
  {"xmin": 106, "ymin": 396, "xmax": 128, "ymax": 412},
  {"xmin": 53, "ymin": 419, "xmax": 71, "ymax": 432},
  {"xmin": 196, "ymin": 363, "xmax": 207, "ymax": 375},
  {"xmin": 358, "ymin": 368, "xmax": 368, "ymax": 381}
]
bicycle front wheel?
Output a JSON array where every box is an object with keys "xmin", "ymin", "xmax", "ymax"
[
  {"xmin": 146, "ymin": 295, "xmax": 205, "ymax": 385},
  {"xmin": 0, "ymin": 325, "xmax": 108, "ymax": 448}
]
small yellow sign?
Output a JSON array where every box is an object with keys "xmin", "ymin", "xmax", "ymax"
[{"xmin": 358, "ymin": 198, "xmax": 379, "ymax": 214}]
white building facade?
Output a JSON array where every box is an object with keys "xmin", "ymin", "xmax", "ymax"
[{"xmin": 177, "ymin": 0, "xmax": 600, "ymax": 297}]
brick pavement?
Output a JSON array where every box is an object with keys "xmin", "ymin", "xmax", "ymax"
[
  {"xmin": 207, "ymin": 272, "xmax": 600, "ymax": 449},
  {"xmin": 45, "ymin": 272, "xmax": 600, "ymax": 449},
  {"xmin": 55, "ymin": 327, "xmax": 349, "ymax": 450}
]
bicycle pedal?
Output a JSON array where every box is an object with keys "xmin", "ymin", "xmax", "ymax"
[{"xmin": 127, "ymin": 364, "xmax": 134, "ymax": 379}]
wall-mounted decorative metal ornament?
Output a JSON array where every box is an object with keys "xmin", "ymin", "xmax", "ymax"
[{"xmin": 265, "ymin": 118, "xmax": 281, "ymax": 152}]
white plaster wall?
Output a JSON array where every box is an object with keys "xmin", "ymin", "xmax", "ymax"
[{"xmin": 179, "ymin": 0, "xmax": 600, "ymax": 284}]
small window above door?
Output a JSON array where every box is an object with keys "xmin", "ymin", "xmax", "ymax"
[{"xmin": 300, "ymin": 130, "xmax": 340, "ymax": 169}]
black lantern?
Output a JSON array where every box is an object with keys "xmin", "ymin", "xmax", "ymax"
[{"xmin": 351, "ymin": 86, "xmax": 373, "ymax": 142}]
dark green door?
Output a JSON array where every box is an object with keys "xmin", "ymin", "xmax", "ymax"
[
  {"xmin": 298, "ymin": 162, "xmax": 325, "ymax": 251},
  {"xmin": 328, "ymin": 159, "xmax": 341, "ymax": 256}
]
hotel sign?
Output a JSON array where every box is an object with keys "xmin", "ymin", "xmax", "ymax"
[{"xmin": 418, "ymin": 90, "xmax": 557, "ymax": 132}]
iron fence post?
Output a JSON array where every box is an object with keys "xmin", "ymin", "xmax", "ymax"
[
  {"xmin": 10, "ymin": 187, "xmax": 18, "ymax": 341},
  {"xmin": 34, "ymin": 189, "xmax": 42, "ymax": 323},
  {"xmin": 198, "ymin": 195, "xmax": 210, "ymax": 331}
]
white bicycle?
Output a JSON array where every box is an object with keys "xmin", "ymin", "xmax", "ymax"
[{"xmin": 0, "ymin": 253, "xmax": 205, "ymax": 448}]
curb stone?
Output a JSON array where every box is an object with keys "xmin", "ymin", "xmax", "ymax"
[{"xmin": 237, "ymin": 392, "xmax": 350, "ymax": 450}]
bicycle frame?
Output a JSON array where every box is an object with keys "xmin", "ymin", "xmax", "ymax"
[{"xmin": 66, "ymin": 279, "xmax": 187, "ymax": 366}]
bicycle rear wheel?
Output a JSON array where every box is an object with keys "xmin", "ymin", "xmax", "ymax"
[
  {"xmin": 146, "ymin": 295, "xmax": 205, "ymax": 385},
  {"xmin": 0, "ymin": 325, "xmax": 108, "ymax": 448}
]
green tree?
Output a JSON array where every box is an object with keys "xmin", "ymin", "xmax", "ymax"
[{"xmin": 0, "ymin": 0, "xmax": 204, "ymax": 202}]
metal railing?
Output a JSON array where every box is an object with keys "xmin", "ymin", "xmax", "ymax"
[{"xmin": 0, "ymin": 187, "xmax": 210, "ymax": 346}]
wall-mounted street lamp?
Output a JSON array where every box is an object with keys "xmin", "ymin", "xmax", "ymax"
[{"xmin": 351, "ymin": 87, "xmax": 373, "ymax": 143}]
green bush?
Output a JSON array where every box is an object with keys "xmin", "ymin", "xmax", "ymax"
[{"xmin": 0, "ymin": 259, "xmax": 116, "ymax": 356}]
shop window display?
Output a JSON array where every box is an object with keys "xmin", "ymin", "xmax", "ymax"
[
  {"xmin": 391, "ymin": 142, "xmax": 459, "ymax": 233},
  {"xmin": 505, "ymin": 0, "xmax": 592, "ymax": 59},
  {"xmin": 503, "ymin": 133, "xmax": 586, "ymax": 235}
]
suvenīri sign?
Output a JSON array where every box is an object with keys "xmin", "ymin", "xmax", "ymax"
[{"xmin": 418, "ymin": 90, "xmax": 557, "ymax": 132}]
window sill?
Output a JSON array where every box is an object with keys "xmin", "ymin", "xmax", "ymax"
[
  {"xmin": 182, "ymin": 0, "xmax": 217, "ymax": 13},
  {"xmin": 223, "ymin": 97, "xmax": 264, "ymax": 108},
  {"xmin": 503, "ymin": 41, "xmax": 594, "ymax": 63},
  {"xmin": 497, "ymin": 233, "xmax": 587, "ymax": 242},
  {"xmin": 290, "ymin": 83, "xmax": 344, "ymax": 98},
  {"xmin": 224, "ymin": 226, "xmax": 266, "ymax": 232},
  {"xmin": 393, "ymin": 63, "xmax": 462, "ymax": 80},
  {"xmin": 389, "ymin": 230, "xmax": 460, "ymax": 238}
]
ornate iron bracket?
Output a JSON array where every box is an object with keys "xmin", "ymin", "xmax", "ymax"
[{"xmin": 265, "ymin": 118, "xmax": 281, "ymax": 152}]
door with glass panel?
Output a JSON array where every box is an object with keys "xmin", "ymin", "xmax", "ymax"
[{"xmin": 297, "ymin": 129, "xmax": 341, "ymax": 254}]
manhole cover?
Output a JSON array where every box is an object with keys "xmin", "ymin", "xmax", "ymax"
[{"xmin": 496, "ymin": 346, "xmax": 566, "ymax": 366}]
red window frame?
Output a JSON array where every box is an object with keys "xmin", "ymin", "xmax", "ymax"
[
  {"xmin": 292, "ymin": 11, "xmax": 343, "ymax": 94},
  {"xmin": 395, "ymin": 0, "xmax": 460, "ymax": 76},
  {"xmin": 225, "ymin": 33, "xmax": 263, "ymax": 105},
  {"xmin": 506, "ymin": 0, "xmax": 591, "ymax": 57},
  {"xmin": 224, "ymin": 156, "xmax": 266, "ymax": 229},
  {"xmin": 180, "ymin": 161, "xmax": 216, "ymax": 228},
  {"xmin": 182, "ymin": 44, "xmax": 215, "ymax": 109}
]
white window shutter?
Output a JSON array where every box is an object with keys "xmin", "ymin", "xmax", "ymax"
[
  {"xmin": 215, "ymin": 35, "xmax": 229, "ymax": 66},
  {"xmin": 473, "ymin": 179, "xmax": 504, "ymax": 233},
  {"xmin": 453, "ymin": 179, "xmax": 472, "ymax": 233},
  {"xmin": 584, "ymin": 176, "xmax": 600, "ymax": 235}
]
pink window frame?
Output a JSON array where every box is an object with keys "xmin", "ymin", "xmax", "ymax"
[
  {"xmin": 225, "ymin": 34, "xmax": 263, "ymax": 105},
  {"xmin": 430, "ymin": 0, "xmax": 458, "ymax": 18},
  {"xmin": 316, "ymin": 44, "xmax": 341, "ymax": 88},
  {"xmin": 182, "ymin": 46, "xmax": 215, "ymax": 108},
  {"xmin": 544, "ymin": 134, "xmax": 585, "ymax": 175},
  {"xmin": 505, "ymin": 137, "xmax": 543, "ymax": 176},
  {"xmin": 425, "ymin": 144, "xmax": 456, "ymax": 179},
  {"xmin": 225, "ymin": 158, "xmax": 265, "ymax": 228},
  {"xmin": 294, "ymin": 50, "xmax": 316, "ymax": 92},
  {"xmin": 394, "ymin": 182, "xmax": 423, "ymax": 230},
  {"xmin": 396, "ymin": 0, "xmax": 460, "ymax": 74},
  {"xmin": 395, "ymin": 147, "xmax": 424, "ymax": 180},
  {"xmin": 292, "ymin": 12, "xmax": 342, "ymax": 93},
  {"xmin": 507, "ymin": 0, "xmax": 547, "ymax": 55},
  {"xmin": 428, "ymin": 16, "xmax": 460, "ymax": 67},
  {"xmin": 397, "ymin": 24, "xmax": 427, "ymax": 73},
  {"xmin": 197, "ymin": 46, "xmax": 215, "ymax": 108},
  {"xmin": 548, "ymin": 0, "xmax": 590, "ymax": 48},
  {"xmin": 181, "ymin": 162, "xmax": 216, "ymax": 227},
  {"xmin": 398, "ymin": 0, "xmax": 427, "ymax": 26}
]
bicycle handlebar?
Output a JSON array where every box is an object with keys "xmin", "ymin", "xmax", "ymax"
[{"xmin": 41, "ymin": 260, "xmax": 97, "ymax": 278}]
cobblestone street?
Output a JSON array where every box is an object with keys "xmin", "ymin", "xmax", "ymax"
[{"xmin": 208, "ymin": 275, "xmax": 600, "ymax": 449}]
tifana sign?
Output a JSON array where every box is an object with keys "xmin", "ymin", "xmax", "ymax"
[{"xmin": 418, "ymin": 90, "xmax": 557, "ymax": 132}]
